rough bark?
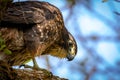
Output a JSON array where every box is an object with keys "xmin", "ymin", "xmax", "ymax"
[{"xmin": 0, "ymin": 60, "xmax": 68, "ymax": 80}]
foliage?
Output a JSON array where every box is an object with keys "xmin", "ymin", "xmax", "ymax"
[{"xmin": 0, "ymin": 33, "xmax": 12, "ymax": 55}]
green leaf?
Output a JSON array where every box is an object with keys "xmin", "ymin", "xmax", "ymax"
[
  {"xmin": 0, "ymin": 38, "xmax": 5, "ymax": 45},
  {"xmin": 0, "ymin": 44, "xmax": 6, "ymax": 50},
  {"xmin": 4, "ymin": 49, "xmax": 12, "ymax": 55}
]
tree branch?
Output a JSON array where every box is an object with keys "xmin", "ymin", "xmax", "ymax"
[{"xmin": 0, "ymin": 60, "xmax": 68, "ymax": 80}]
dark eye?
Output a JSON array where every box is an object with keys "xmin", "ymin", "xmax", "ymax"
[
  {"xmin": 68, "ymin": 42, "xmax": 73, "ymax": 47},
  {"xmin": 69, "ymin": 48, "xmax": 72, "ymax": 52}
]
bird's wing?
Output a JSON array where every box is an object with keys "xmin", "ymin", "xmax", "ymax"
[{"xmin": 1, "ymin": 1, "xmax": 55, "ymax": 24}]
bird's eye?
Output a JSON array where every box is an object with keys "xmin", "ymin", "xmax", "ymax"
[
  {"xmin": 69, "ymin": 48, "xmax": 72, "ymax": 52},
  {"xmin": 68, "ymin": 41, "xmax": 73, "ymax": 47},
  {"xmin": 68, "ymin": 41, "xmax": 73, "ymax": 52}
]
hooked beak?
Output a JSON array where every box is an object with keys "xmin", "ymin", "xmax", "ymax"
[{"xmin": 67, "ymin": 53, "xmax": 75, "ymax": 61}]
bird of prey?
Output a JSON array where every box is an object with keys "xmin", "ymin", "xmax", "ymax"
[{"xmin": 0, "ymin": 1, "xmax": 77, "ymax": 69}]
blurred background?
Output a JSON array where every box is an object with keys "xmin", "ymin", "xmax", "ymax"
[{"xmin": 14, "ymin": 0, "xmax": 120, "ymax": 80}]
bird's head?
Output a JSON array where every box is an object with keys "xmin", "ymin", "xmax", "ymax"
[
  {"xmin": 66, "ymin": 33, "xmax": 77, "ymax": 61},
  {"xmin": 43, "ymin": 31, "xmax": 77, "ymax": 61}
]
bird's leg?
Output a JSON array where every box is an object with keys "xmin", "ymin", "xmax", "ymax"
[
  {"xmin": 32, "ymin": 58, "xmax": 41, "ymax": 70},
  {"xmin": 20, "ymin": 58, "xmax": 41, "ymax": 70},
  {"xmin": 19, "ymin": 58, "xmax": 52, "ymax": 76}
]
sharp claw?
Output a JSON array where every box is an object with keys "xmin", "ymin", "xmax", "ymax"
[
  {"xmin": 19, "ymin": 64, "xmax": 25, "ymax": 68},
  {"xmin": 19, "ymin": 58, "xmax": 40, "ymax": 70},
  {"xmin": 19, "ymin": 64, "xmax": 32, "ymax": 69}
]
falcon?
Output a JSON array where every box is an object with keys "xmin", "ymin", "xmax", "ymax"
[{"xmin": 0, "ymin": 1, "xmax": 77, "ymax": 69}]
